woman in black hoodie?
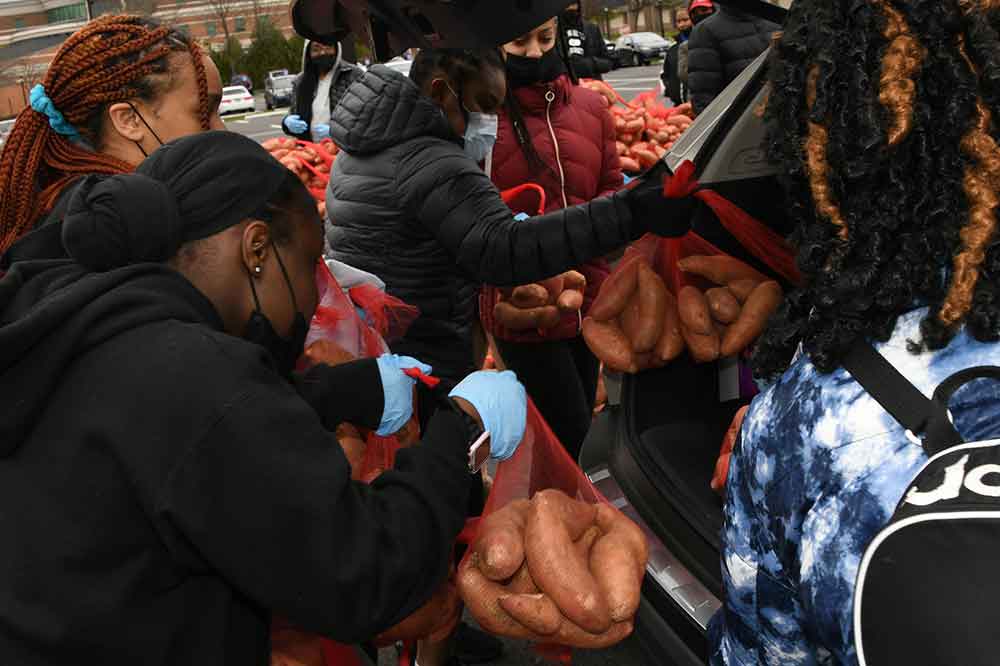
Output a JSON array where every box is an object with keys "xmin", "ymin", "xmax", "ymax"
[
  {"xmin": 282, "ymin": 40, "xmax": 362, "ymax": 141},
  {"xmin": 0, "ymin": 131, "xmax": 526, "ymax": 665}
]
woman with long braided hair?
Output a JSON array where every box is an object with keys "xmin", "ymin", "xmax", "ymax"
[
  {"xmin": 712, "ymin": 1, "xmax": 1000, "ymax": 663},
  {"xmin": 0, "ymin": 14, "xmax": 223, "ymax": 260}
]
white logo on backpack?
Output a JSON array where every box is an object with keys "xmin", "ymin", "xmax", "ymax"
[{"xmin": 905, "ymin": 454, "xmax": 1000, "ymax": 506}]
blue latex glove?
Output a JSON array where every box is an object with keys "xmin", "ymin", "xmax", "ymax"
[
  {"xmin": 283, "ymin": 114, "xmax": 308, "ymax": 135},
  {"xmin": 313, "ymin": 123, "xmax": 331, "ymax": 139},
  {"xmin": 513, "ymin": 212, "xmax": 530, "ymax": 222},
  {"xmin": 450, "ymin": 371, "xmax": 527, "ymax": 461},
  {"xmin": 375, "ymin": 354, "xmax": 431, "ymax": 436}
]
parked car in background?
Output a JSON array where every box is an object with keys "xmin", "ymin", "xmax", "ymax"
[
  {"xmin": 613, "ymin": 32, "xmax": 674, "ymax": 67},
  {"xmin": 605, "ymin": 39, "xmax": 620, "ymax": 70},
  {"xmin": 265, "ymin": 74, "xmax": 297, "ymax": 110},
  {"xmin": 219, "ymin": 85, "xmax": 256, "ymax": 115},
  {"xmin": 230, "ymin": 73, "xmax": 254, "ymax": 94}
]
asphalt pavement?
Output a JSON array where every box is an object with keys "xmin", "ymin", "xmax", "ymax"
[
  {"xmin": 227, "ymin": 64, "xmax": 665, "ymax": 666},
  {"xmin": 225, "ymin": 64, "xmax": 665, "ymax": 144}
]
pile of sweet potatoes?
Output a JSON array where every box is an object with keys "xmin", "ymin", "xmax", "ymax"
[
  {"xmin": 262, "ymin": 136, "xmax": 338, "ymax": 218},
  {"xmin": 579, "ymin": 79, "xmax": 695, "ymax": 174},
  {"xmin": 493, "ymin": 270, "xmax": 587, "ymax": 332},
  {"xmin": 458, "ymin": 490, "xmax": 648, "ymax": 648},
  {"xmin": 582, "ymin": 254, "xmax": 784, "ymax": 372}
]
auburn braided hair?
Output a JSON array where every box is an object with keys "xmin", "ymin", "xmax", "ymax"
[
  {"xmin": 0, "ymin": 15, "xmax": 210, "ymax": 254},
  {"xmin": 754, "ymin": 0, "xmax": 1000, "ymax": 379}
]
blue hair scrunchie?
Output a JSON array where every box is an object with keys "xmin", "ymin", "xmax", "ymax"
[{"xmin": 29, "ymin": 84, "xmax": 80, "ymax": 140}]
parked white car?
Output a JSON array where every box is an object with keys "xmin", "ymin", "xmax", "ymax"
[{"xmin": 219, "ymin": 86, "xmax": 256, "ymax": 115}]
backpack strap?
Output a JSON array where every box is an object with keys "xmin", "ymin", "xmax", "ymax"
[{"xmin": 841, "ymin": 341, "xmax": 964, "ymax": 457}]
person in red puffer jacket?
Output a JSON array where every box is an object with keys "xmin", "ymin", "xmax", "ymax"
[{"xmin": 483, "ymin": 16, "xmax": 624, "ymax": 460}]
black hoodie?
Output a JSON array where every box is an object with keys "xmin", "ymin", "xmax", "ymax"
[{"xmin": 0, "ymin": 138, "xmax": 474, "ymax": 664}]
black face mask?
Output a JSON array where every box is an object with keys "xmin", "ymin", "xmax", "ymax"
[
  {"xmin": 127, "ymin": 102, "xmax": 164, "ymax": 158},
  {"xmin": 505, "ymin": 48, "xmax": 567, "ymax": 88},
  {"xmin": 312, "ymin": 54, "xmax": 336, "ymax": 71},
  {"xmin": 243, "ymin": 242, "xmax": 309, "ymax": 377}
]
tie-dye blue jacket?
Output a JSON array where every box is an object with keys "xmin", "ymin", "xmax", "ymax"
[{"xmin": 709, "ymin": 308, "xmax": 1000, "ymax": 665}]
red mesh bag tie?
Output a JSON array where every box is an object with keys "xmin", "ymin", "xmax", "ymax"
[
  {"xmin": 662, "ymin": 160, "xmax": 802, "ymax": 286},
  {"xmin": 348, "ymin": 283, "xmax": 420, "ymax": 344},
  {"xmin": 402, "ymin": 367, "xmax": 440, "ymax": 388}
]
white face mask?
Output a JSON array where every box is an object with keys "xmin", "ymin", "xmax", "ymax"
[{"xmin": 463, "ymin": 111, "xmax": 498, "ymax": 163}]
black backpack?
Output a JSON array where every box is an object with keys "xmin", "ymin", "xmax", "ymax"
[{"xmin": 842, "ymin": 342, "xmax": 1000, "ymax": 666}]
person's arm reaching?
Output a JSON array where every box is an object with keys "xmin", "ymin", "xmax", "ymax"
[
  {"xmin": 400, "ymin": 149, "xmax": 693, "ymax": 287},
  {"xmin": 157, "ymin": 366, "xmax": 524, "ymax": 645}
]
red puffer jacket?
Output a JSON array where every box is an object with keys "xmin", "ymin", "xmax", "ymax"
[{"xmin": 483, "ymin": 74, "xmax": 624, "ymax": 342}]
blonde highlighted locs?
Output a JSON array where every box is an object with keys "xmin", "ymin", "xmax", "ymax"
[
  {"xmin": 0, "ymin": 15, "xmax": 211, "ymax": 255},
  {"xmin": 753, "ymin": 0, "xmax": 1000, "ymax": 378},
  {"xmin": 934, "ymin": 24, "xmax": 1000, "ymax": 330}
]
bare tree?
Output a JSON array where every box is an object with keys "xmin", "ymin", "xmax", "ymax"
[{"xmin": 207, "ymin": 0, "xmax": 238, "ymax": 46}]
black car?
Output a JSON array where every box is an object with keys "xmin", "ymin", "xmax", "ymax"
[
  {"xmin": 613, "ymin": 32, "xmax": 674, "ymax": 67},
  {"xmin": 265, "ymin": 74, "xmax": 298, "ymax": 110},
  {"xmin": 579, "ymin": 49, "xmax": 793, "ymax": 665}
]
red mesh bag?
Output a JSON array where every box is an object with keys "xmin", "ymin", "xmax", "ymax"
[
  {"xmin": 457, "ymin": 402, "xmax": 616, "ymax": 662},
  {"xmin": 278, "ymin": 261, "xmax": 426, "ymax": 665},
  {"xmin": 348, "ymin": 283, "xmax": 420, "ymax": 344}
]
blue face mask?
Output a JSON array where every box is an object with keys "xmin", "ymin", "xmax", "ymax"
[
  {"xmin": 443, "ymin": 80, "xmax": 498, "ymax": 163},
  {"xmin": 463, "ymin": 111, "xmax": 498, "ymax": 163}
]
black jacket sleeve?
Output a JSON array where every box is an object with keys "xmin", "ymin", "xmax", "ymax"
[
  {"xmin": 399, "ymin": 147, "xmax": 639, "ymax": 287},
  {"xmin": 292, "ymin": 359, "xmax": 383, "ymax": 433},
  {"xmin": 157, "ymin": 360, "xmax": 471, "ymax": 644},
  {"xmin": 687, "ymin": 22, "xmax": 724, "ymax": 115}
]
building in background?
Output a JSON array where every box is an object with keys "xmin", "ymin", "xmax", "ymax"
[
  {"xmin": 0, "ymin": 0, "xmax": 294, "ymax": 117},
  {"xmin": 588, "ymin": 0, "xmax": 790, "ymax": 40}
]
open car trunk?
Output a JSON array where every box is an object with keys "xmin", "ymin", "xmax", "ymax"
[{"xmin": 583, "ymin": 48, "xmax": 792, "ymax": 664}]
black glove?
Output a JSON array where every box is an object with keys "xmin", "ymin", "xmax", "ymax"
[{"xmin": 623, "ymin": 161, "xmax": 697, "ymax": 238}]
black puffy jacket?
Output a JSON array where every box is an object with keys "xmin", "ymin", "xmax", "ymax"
[
  {"xmin": 687, "ymin": 6, "xmax": 778, "ymax": 114},
  {"xmin": 326, "ymin": 66, "xmax": 639, "ymax": 380}
]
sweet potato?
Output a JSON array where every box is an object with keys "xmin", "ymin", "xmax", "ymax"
[
  {"xmin": 524, "ymin": 490, "xmax": 610, "ymax": 634},
  {"xmin": 583, "ymin": 317, "xmax": 636, "ymax": 374},
  {"xmin": 619, "ymin": 157, "xmax": 640, "ymax": 173},
  {"xmin": 618, "ymin": 295, "xmax": 643, "ymax": 348},
  {"xmin": 616, "ymin": 141, "xmax": 629, "ymax": 156},
  {"xmin": 677, "ymin": 286, "xmax": 713, "ymax": 336},
  {"xmin": 473, "ymin": 499, "xmax": 530, "ymax": 581},
  {"xmin": 591, "ymin": 504, "xmax": 649, "ymax": 622},
  {"xmin": 498, "ymin": 594, "xmax": 562, "ymax": 636},
  {"xmin": 506, "ymin": 562, "xmax": 539, "ymax": 594},
  {"xmin": 302, "ymin": 339, "xmax": 355, "ymax": 368},
  {"xmin": 590, "ymin": 257, "xmax": 640, "ymax": 321},
  {"xmin": 727, "ymin": 279, "xmax": 759, "ymax": 303},
  {"xmin": 553, "ymin": 619, "xmax": 634, "ymax": 649},
  {"xmin": 336, "ymin": 424, "xmax": 367, "ymax": 480},
  {"xmin": 681, "ymin": 324, "xmax": 721, "ymax": 363},
  {"xmin": 494, "ymin": 302, "xmax": 560, "ymax": 331},
  {"xmin": 678, "ymin": 255, "xmax": 768, "ymax": 286},
  {"xmin": 562, "ymin": 270, "xmax": 587, "ymax": 293},
  {"xmin": 458, "ymin": 554, "xmax": 536, "ymax": 640},
  {"xmin": 634, "ymin": 263, "xmax": 668, "ymax": 353},
  {"xmin": 557, "ymin": 289, "xmax": 584, "ymax": 312},
  {"xmin": 655, "ymin": 291, "xmax": 685, "ymax": 363},
  {"xmin": 706, "ymin": 287, "xmax": 741, "ymax": 325},
  {"xmin": 721, "ymin": 281, "xmax": 783, "ymax": 356},
  {"xmin": 538, "ymin": 275, "xmax": 565, "ymax": 304},
  {"xmin": 510, "ymin": 284, "xmax": 550, "ymax": 309},
  {"xmin": 624, "ymin": 118, "xmax": 645, "ymax": 134},
  {"xmin": 633, "ymin": 149, "xmax": 659, "ymax": 170}
]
